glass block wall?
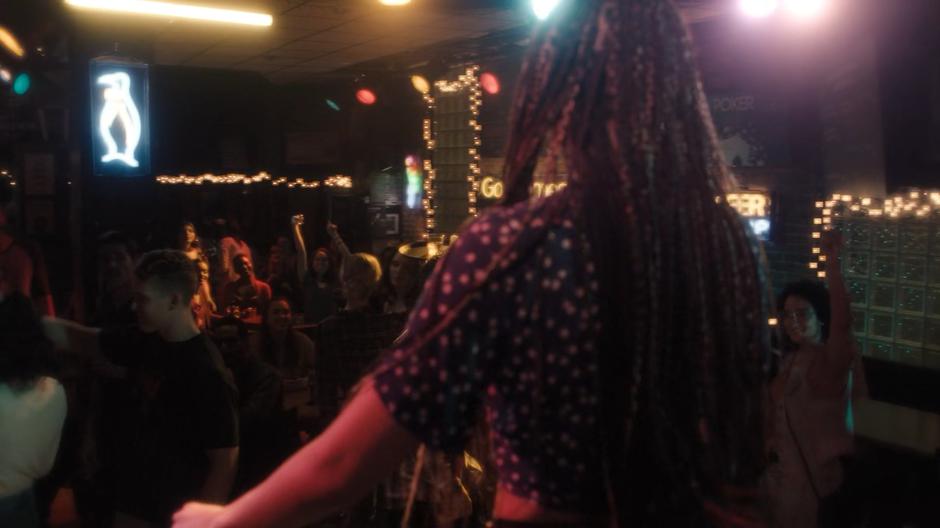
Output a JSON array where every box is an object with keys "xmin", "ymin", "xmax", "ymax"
[
  {"xmin": 421, "ymin": 66, "xmax": 482, "ymax": 240},
  {"xmin": 818, "ymin": 192, "xmax": 940, "ymax": 369}
]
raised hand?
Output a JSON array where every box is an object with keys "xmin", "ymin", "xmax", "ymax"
[
  {"xmin": 326, "ymin": 222, "xmax": 339, "ymax": 239},
  {"xmin": 820, "ymin": 229, "xmax": 844, "ymax": 259}
]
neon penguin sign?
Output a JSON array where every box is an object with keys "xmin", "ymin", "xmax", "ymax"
[
  {"xmin": 98, "ymin": 72, "xmax": 142, "ymax": 167},
  {"xmin": 90, "ymin": 58, "xmax": 150, "ymax": 177}
]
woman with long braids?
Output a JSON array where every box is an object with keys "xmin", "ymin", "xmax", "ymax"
[{"xmin": 172, "ymin": 1, "xmax": 770, "ymax": 527}]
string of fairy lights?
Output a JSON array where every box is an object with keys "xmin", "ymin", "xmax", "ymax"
[
  {"xmin": 811, "ymin": 190, "xmax": 940, "ymax": 278},
  {"xmin": 154, "ymin": 172, "xmax": 353, "ymax": 189},
  {"xmin": 420, "ymin": 65, "xmax": 483, "ymax": 240},
  {"xmin": 421, "ymin": 96, "xmax": 435, "ymax": 239}
]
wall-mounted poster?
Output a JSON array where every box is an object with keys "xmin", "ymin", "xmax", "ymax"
[
  {"xmin": 90, "ymin": 57, "xmax": 150, "ymax": 177},
  {"xmin": 369, "ymin": 206, "xmax": 401, "ymax": 238},
  {"xmin": 709, "ymin": 94, "xmax": 789, "ymax": 168}
]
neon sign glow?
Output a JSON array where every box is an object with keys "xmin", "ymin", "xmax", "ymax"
[
  {"xmin": 479, "ymin": 176, "xmax": 567, "ymax": 200},
  {"xmin": 726, "ymin": 191, "xmax": 770, "ymax": 218},
  {"xmin": 97, "ymin": 72, "xmax": 142, "ymax": 168},
  {"xmin": 405, "ymin": 155, "xmax": 423, "ymax": 209}
]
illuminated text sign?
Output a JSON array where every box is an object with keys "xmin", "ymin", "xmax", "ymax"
[{"xmin": 479, "ymin": 176, "xmax": 567, "ymax": 200}]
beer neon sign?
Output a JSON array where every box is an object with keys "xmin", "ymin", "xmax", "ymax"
[{"xmin": 479, "ymin": 176, "xmax": 567, "ymax": 200}]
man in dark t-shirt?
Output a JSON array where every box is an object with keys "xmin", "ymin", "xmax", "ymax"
[
  {"xmin": 45, "ymin": 250, "xmax": 239, "ymax": 527},
  {"xmin": 211, "ymin": 317, "xmax": 297, "ymax": 495}
]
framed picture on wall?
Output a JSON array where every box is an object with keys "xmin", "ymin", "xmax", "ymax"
[{"xmin": 369, "ymin": 206, "xmax": 401, "ymax": 238}]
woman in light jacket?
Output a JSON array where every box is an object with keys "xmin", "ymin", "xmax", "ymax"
[{"xmin": 0, "ymin": 292, "xmax": 67, "ymax": 527}]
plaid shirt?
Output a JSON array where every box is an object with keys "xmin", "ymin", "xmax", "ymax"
[{"xmin": 312, "ymin": 310, "xmax": 407, "ymax": 422}]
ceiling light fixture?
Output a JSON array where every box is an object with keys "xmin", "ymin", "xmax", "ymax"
[
  {"xmin": 739, "ymin": 0, "xmax": 778, "ymax": 18},
  {"xmin": 0, "ymin": 27, "xmax": 25, "ymax": 58},
  {"xmin": 64, "ymin": 0, "xmax": 273, "ymax": 27},
  {"xmin": 378, "ymin": 0, "xmax": 411, "ymax": 5},
  {"xmin": 531, "ymin": 0, "xmax": 562, "ymax": 21}
]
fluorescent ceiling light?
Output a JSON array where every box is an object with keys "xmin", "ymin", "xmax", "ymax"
[{"xmin": 65, "ymin": 0, "xmax": 273, "ymax": 27}]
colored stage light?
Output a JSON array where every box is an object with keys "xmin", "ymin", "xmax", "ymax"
[
  {"xmin": 12, "ymin": 73, "xmax": 30, "ymax": 95},
  {"xmin": 356, "ymin": 89, "xmax": 377, "ymax": 105},
  {"xmin": 480, "ymin": 72, "xmax": 500, "ymax": 95},
  {"xmin": 0, "ymin": 27, "xmax": 25, "ymax": 58},
  {"xmin": 411, "ymin": 75, "xmax": 430, "ymax": 94},
  {"xmin": 326, "ymin": 99, "xmax": 341, "ymax": 111}
]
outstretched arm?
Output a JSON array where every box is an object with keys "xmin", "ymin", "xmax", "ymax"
[
  {"xmin": 173, "ymin": 379, "xmax": 418, "ymax": 528},
  {"xmin": 815, "ymin": 230, "xmax": 856, "ymax": 391},
  {"xmin": 326, "ymin": 223, "xmax": 352, "ymax": 261},
  {"xmin": 291, "ymin": 215, "xmax": 307, "ymax": 284},
  {"xmin": 42, "ymin": 317, "xmax": 126, "ymax": 379},
  {"xmin": 42, "ymin": 317, "xmax": 102, "ymax": 357}
]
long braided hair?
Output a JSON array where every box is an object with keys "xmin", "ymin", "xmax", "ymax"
[{"xmin": 500, "ymin": 0, "xmax": 770, "ymax": 524}]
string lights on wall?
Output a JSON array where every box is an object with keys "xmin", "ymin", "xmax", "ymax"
[
  {"xmin": 156, "ymin": 171, "xmax": 353, "ymax": 189},
  {"xmin": 421, "ymin": 65, "xmax": 483, "ymax": 240},
  {"xmin": 810, "ymin": 190, "xmax": 940, "ymax": 277},
  {"xmin": 421, "ymin": 100, "xmax": 435, "ymax": 239}
]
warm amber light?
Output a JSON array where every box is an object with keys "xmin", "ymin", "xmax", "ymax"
[
  {"xmin": 378, "ymin": 0, "xmax": 411, "ymax": 5},
  {"xmin": 411, "ymin": 75, "xmax": 430, "ymax": 94},
  {"xmin": 0, "ymin": 27, "xmax": 25, "ymax": 58}
]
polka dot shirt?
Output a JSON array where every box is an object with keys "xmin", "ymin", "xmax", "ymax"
[{"xmin": 374, "ymin": 191, "xmax": 607, "ymax": 511}]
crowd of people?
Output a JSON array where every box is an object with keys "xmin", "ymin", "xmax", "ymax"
[
  {"xmin": 1, "ymin": 184, "xmax": 450, "ymax": 527},
  {"xmin": 0, "ymin": 1, "xmax": 871, "ymax": 527}
]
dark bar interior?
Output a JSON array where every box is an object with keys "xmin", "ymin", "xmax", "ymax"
[{"xmin": 1, "ymin": 1, "xmax": 939, "ymax": 527}]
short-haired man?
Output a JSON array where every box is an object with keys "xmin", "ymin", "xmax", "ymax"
[{"xmin": 44, "ymin": 250, "xmax": 239, "ymax": 528}]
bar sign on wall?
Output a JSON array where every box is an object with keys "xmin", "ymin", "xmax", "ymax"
[{"xmin": 90, "ymin": 57, "xmax": 150, "ymax": 177}]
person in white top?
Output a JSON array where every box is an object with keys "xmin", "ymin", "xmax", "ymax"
[{"xmin": 0, "ymin": 292, "xmax": 67, "ymax": 528}]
